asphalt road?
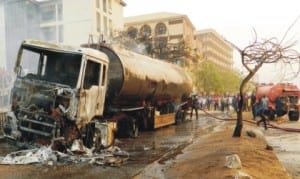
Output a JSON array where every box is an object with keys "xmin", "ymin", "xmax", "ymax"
[
  {"xmin": 1, "ymin": 112, "xmax": 298, "ymax": 179},
  {"xmin": 0, "ymin": 112, "xmax": 224, "ymax": 179}
]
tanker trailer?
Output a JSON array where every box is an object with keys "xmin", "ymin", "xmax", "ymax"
[
  {"xmin": 256, "ymin": 83, "xmax": 300, "ymax": 121},
  {"xmin": 81, "ymin": 43, "xmax": 193, "ymax": 135},
  {"xmin": 4, "ymin": 39, "xmax": 192, "ymax": 150}
]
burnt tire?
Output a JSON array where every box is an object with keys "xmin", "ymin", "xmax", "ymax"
[
  {"xmin": 130, "ymin": 124, "xmax": 139, "ymax": 138},
  {"xmin": 129, "ymin": 118, "xmax": 139, "ymax": 138},
  {"xmin": 288, "ymin": 111, "xmax": 299, "ymax": 121}
]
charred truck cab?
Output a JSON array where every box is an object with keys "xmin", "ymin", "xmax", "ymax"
[
  {"xmin": 6, "ymin": 40, "xmax": 109, "ymax": 148},
  {"xmin": 5, "ymin": 39, "xmax": 192, "ymax": 150}
]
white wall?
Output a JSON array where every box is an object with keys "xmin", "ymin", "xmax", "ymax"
[
  {"xmin": 111, "ymin": 0, "xmax": 124, "ymax": 33},
  {"xmin": 0, "ymin": 3, "xmax": 6, "ymax": 68},
  {"xmin": 62, "ymin": 0, "xmax": 93, "ymax": 46}
]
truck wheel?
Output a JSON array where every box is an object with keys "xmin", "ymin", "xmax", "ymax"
[
  {"xmin": 288, "ymin": 111, "xmax": 299, "ymax": 121},
  {"xmin": 129, "ymin": 118, "xmax": 139, "ymax": 138},
  {"xmin": 143, "ymin": 108, "xmax": 154, "ymax": 130},
  {"xmin": 268, "ymin": 110, "xmax": 275, "ymax": 121}
]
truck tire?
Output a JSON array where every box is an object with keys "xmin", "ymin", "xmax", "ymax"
[
  {"xmin": 268, "ymin": 110, "xmax": 275, "ymax": 121},
  {"xmin": 288, "ymin": 111, "xmax": 299, "ymax": 121},
  {"xmin": 145, "ymin": 108, "xmax": 155, "ymax": 130},
  {"xmin": 129, "ymin": 118, "xmax": 139, "ymax": 138}
]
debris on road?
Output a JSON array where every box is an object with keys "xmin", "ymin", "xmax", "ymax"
[{"xmin": 0, "ymin": 139, "xmax": 129, "ymax": 166}]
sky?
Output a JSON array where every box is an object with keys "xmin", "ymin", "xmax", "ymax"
[{"xmin": 124, "ymin": 0, "xmax": 300, "ymax": 85}]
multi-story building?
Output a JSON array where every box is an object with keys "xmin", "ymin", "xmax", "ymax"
[
  {"xmin": 0, "ymin": 0, "xmax": 126, "ymax": 71},
  {"xmin": 39, "ymin": 0, "xmax": 126, "ymax": 45},
  {"xmin": 195, "ymin": 29, "xmax": 233, "ymax": 69},
  {"xmin": 124, "ymin": 12, "xmax": 196, "ymax": 66},
  {"xmin": 0, "ymin": 1, "xmax": 6, "ymax": 68}
]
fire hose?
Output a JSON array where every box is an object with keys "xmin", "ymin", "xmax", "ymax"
[{"xmin": 200, "ymin": 109, "xmax": 300, "ymax": 133}]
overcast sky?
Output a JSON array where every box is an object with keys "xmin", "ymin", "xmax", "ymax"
[{"xmin": 124, "ymin": 0, "xmax": 300, "ymax": 85}]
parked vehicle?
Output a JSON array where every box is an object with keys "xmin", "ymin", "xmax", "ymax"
[
  {"xmin": 255, "ymin": 83, "xmax": 300, "ymax": 121},
  {"xmin": 4, "ymin": 39, "xmax": 192, "ymax": 150}
]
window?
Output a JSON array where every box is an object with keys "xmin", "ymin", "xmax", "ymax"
[
  {"xmin": 96, "ymin": 12, "xmax": 101, "ymax": 32},
  {"xmin": 109, "ymin": 19, "xmax": 112, "ymax": 36},
  {"xmin": 168, "ymin": 19, "xmax": 183, "ymax": 25},
  {"xmin": 140, "ymin": 25, "xmax": 151, "ymax": 37},
  {"xmin": 84, "ymin": 60, "xmax": 100, "ymax": 89},
  {"xmin": 41, "ymin": 25, "xmax": 64, "ymax": 43},
  {"xmin": 127, "ymin": 27, "xmax": 137, "ymax": 39},
  {"xmin": 19, "ymin": 49, "xmax": 40, "ymax": 76},
  {"xmin": 44, "ymin": 53, "xmax": 81, "ymax": 87},
  {"xmin": 155, "ymin": 37, "xmax": 168, "ymax": 48},
  {"xmin": 96, "ymin": 0, "xmax": 100, "ymax": 8},
  {"xmin": 19, "ymin": 47, "xmax": 82, "ymax": 88},
  {"xmin": 155, "ymin": 23, "xmax": 167, "ymax": 35},
  {"xmin": 41, "ymin": 4, "xmax": 56, "ymax": 22},
  {"xmin": 57, "ymin": 3, "xmax": 63, "ymax": 21},
  {"xmin": 103, "ymin": 0, "xmax": 107, "ymax": 12},
  {"xmin": 108, "ymin": 0, "xmax": 112, "ymax": 10},
  {"xmin": 42, "ymin": 26, "xmax": 56, "ymax": 42},
  {"xmin": 103, "ymin": 16, "xmax": 107, "ymax": 35}
]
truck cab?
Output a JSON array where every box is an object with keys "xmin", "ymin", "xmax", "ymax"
[{"xmin": 6, "ymin": 39, "xmax": 109, "ymax": 147}]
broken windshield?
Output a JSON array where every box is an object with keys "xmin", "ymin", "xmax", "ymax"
[{"xmin": 19, "ymin": 46, "xmax": 82, "ymax": 88}]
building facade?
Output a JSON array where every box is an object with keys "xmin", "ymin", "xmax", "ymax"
[
  {"xmin": 0, "ymin": 1, "xmax": 6, "ymax": 68},
  {"xmin": 124, "ymin": 12, "xmax": 196, "ymax": 66},
  {"xmin": 48, "ymin": 0, "xmax": 126, "ymax": 45},
  {"xmin": 195, "ymin": 29, "xmax": 233, "ymax": 69},
  {"xmin": 0, "ymin": 0, "xmax": 125, "ymax": 71}
]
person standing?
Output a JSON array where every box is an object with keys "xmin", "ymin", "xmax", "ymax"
[
  {"xmin": 256, "ymin": 94, "xmax": 269, "ymax": 130},
  {"xmin": 250, "ymin": 92, "xmax": 257, "ymax": 119},
  {"xmin": 190, "ymin": 95, "xmax": 199, "ymax": 120}
]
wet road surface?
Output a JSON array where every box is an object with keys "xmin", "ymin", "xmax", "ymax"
[
  {"xmin": 0, "ymin": 112, "xmax": 224, "ymax": 179},
  {"xmin": 1, "ymin": 112, "xmax": 298, "ymax": 179},
  {"xmin": 265, "ymin": 121, "xmax": 300, "ymax": 178}
]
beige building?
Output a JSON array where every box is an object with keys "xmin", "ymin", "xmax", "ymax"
[
  {"xmin": 195, "ymin": 29, "xmax": 233, "ymax": 69},
  {"xmin": 124, "ymin": 12, "xmax": 196, "ymax": 66}
]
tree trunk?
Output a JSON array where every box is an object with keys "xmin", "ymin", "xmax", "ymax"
[{"xmin": 233, "ymin": 94, "xmax": 244, "ymax": 137}]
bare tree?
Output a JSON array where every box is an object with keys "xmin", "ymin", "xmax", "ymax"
[{"xmin": 230, "ymin": 27, "xmax": 300, "ymax": 137}]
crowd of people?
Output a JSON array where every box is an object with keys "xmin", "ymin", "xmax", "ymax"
[
  {"xmin": 189, "ymin": 92, "xmax": 270, "ymax": 130},
  {"xmin": 190, "ymin": 93, "xmax": 256, "ymax": 113}
]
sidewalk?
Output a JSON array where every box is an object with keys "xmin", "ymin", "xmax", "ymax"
[{"xmin": 137, "ymin": 120, "xmax": 291, "ymax": 179}]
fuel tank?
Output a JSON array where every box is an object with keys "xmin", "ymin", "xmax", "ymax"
[
  {"xmin": 83, "ymin": 44, "xmax": 192, "ymax": 105},
  {"xmin": 256, "ymin": 83, "xmax": 300, "ymax": 110},
  {"xmin": 256, "ymin": 83, "xmax": 300, "ymax": 102}
]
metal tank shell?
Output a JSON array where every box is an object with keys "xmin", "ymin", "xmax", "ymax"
[
  {"xmin": 98, "ymin": 45, "xmax": 192, "ymax": 106},
  {"xmin": 256, "ymin": 83, "xmax": 300, "ymax": 101},
  {"xmin": 256, "ymin": 83, "xmax": 300, "ymax": 109}
]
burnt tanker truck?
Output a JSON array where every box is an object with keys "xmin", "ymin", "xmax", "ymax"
[
  {"xmin": 255, "ymin": 83, "xmax": 300, "ymax": 121},
  {"xmin": 4, "ymin": 39, "xmax": 192, "ymax": 149}
]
